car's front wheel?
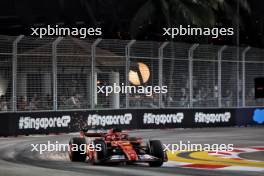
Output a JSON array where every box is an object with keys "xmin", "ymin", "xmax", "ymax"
[{"xmin": 148, "ymin": 140, "xmax": 164, "ymax": 167}]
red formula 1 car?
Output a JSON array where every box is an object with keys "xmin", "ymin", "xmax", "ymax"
[{"xmin": 68, "ymin": 128, "xmax": 167, "ymax": 167}]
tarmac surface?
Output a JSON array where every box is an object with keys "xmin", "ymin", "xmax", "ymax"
[{"xmin": 0, "ymin": 127, "xmax": 263, "ymax": 176}]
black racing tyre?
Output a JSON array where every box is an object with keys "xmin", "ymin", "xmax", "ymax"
[
  {"xmin": 69, "ymin": 137, "xmax": 87, "ymax": 162},
  {"xmin": 148, "ymin": 140, "xmax": 164, "ymax": 167},
  {"xmin": 92, "ymin": 139, "xmax": 107, "ymax": 165}
]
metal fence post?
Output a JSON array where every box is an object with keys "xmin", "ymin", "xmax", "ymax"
[
  {"xmin": 125, "ymin": 40, "xmax": 136, "ymax": 109},
  {"xmin": 12, "ymin": 35, "xmax": 24, "ymax": 112},
  {"xmin": 242, "ymin": 46, "xmax": 251, "ymax": 107},
  {"xmin": 217, "ymin": 45, "xmax": 227, "ymax": 108},
  {"xmin": 52, "ymin": 37, "xmax": 63, "ymax": 111},
  {"xmin": 158, "ymin": 42, "xmax": 169, "ymax": 108},
  {"xmin": 91, "ymin": 38, "xmax": 102, "ymax": 109},
  {"xmin": 188, "ymin": 44, "xmax": 199, "ymax": 107}
]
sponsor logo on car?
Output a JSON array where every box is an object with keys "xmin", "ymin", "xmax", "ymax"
[
  {"xmin": 111, "ymin": 155, "xmax": 126, "ymax": 160},
  {"xmin": 138, "ymin": 154, "xmax": 155, "ymax": 160}
]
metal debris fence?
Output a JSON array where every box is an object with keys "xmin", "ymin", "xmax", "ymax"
[{"xmin": 0, "ymin": 35, "xmax": 263, "ymax": 112}]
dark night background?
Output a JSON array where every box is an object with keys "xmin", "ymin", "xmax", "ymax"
[{"xmin": 0, "ymin": 0, "xmax": 263, "ymax": 48}]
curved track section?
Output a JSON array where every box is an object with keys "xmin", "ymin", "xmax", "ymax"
[{"xmin": 0, "ymin": 127, "xmax": 264, "ymax": 176}]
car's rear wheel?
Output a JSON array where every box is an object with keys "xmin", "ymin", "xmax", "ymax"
[
  {"xmin": 92, "ymin": 139, "xmax": 107, "ymax": 165},
  {"xmin": 69, "ymin": 137, "xmax": 87, "ymax": 162},
  {"xmin": 148, "ymin": 140, "xmax": 164, "ymax": 167}
]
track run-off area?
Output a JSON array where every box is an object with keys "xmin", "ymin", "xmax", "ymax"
[{"xmin": 0, "ymin": 127, "xmax": 263, "ymax": 176}]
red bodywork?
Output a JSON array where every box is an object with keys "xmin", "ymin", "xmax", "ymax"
[{"xmin": 80, "ymin": 130, "xmax": 144, "ymax": 162}]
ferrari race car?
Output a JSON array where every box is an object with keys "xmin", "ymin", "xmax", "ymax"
[{"xmin": 68, "ymin": 128, "xmax": 167, "ymax": 167}]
